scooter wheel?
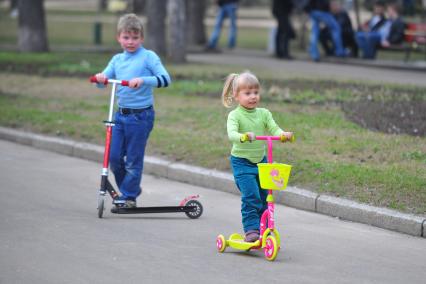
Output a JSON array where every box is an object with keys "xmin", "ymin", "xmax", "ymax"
[
  {"xmin": 264, "ymin": 235, "xmax": 278, "ymax": 261},
  {"xmin": 185, "ymin": 200, "xmax": 203, "ymax": 219},
  {"xmin": 216, "ymin": 234, "xmax": 226, "ymax": 253},
  {"xmin": 97, "ymin": 195, "xmax": 105, "ymax": 219}
]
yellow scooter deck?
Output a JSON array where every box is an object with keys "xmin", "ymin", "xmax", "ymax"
[{"xmin": 227, "ymin": 233, "xmax": 260, "ymax": 250}]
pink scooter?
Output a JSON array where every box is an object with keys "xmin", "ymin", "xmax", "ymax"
[
  {"xmin": 90, "ymin": 76, "xmax": 203, "ymax": 219},
  {"xmin": 216, "ymin": 135, "xmax": 294, "ymax": 261}
]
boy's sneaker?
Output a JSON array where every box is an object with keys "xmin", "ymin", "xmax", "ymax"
[
  {"xmin": 244, "ymin": 230, "xmax": 260, "ymax": 242},
  {"xmin": 113, "ymin": 197, "xmax": 137, "ymax": 208}
]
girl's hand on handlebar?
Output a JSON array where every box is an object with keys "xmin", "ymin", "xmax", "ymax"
[
  {"xmin": 280, "ymin": 132, "xmax": 294, "ymax": 142},
  {"xmin": 240, "ymin": 132, "xmax": 255, "ymax": 143},
  {"xmin": 129, "ymin": 78, "xmax": 143, "ymax": 89}
]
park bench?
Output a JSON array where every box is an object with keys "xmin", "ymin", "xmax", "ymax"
[{"xmin": 381, "ymin": 22, "xmax": 426, "ymax": 62}]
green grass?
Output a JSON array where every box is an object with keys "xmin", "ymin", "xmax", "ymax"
[{"xmin": 0, "ymin": 52, "xmax": 424, "ymax": 216}]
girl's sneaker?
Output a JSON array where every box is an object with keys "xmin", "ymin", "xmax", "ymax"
[{"xmin": 244, "ymin": 230, "xmax": 260, "ymax": 242}]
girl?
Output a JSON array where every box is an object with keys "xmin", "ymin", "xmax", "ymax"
[{"xmin": 222, "ymin": 71, "xmax": 293, "ymax": 242}]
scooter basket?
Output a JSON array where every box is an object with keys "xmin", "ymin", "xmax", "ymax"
[{"xmin": 258, "ymin": 163, "xmax": 292, "ymax": 190}]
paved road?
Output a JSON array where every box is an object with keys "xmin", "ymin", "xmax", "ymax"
[
  {"xmin": 188, "ymin": 49, "xmax": 426, "ymax": 87},
  {"xmin": 1, "ymin": 140, "xmax": 425, "ymax": 284}
]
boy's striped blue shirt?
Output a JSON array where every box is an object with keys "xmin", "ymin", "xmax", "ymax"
[{"xmin": 102, "ymin": 46, "xmax": 171, "ymax": 109}]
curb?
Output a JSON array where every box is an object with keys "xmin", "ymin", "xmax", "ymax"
[
  {"xmin": 213, "ymin": 47, "xmax": 426, "ymax": 73},
  {"xmin": 0, "ymin": 126, "xmax": 424, "ymax": 238},
  {"xmin": 319, "ymin": 56, "xmax": 426, "ymax": 73}
]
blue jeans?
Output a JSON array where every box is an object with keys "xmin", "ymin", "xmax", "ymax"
[
  {"xmin": 207, "ymin": 3, "xmax": 238, "ymax": 48},
  {"xmin": 309, "ymin": 11, "xmax": 345, "ymax": 60},
  {"xmin": 110, "ymin": 108, "xmax": 155, "ymax": 200},
  {"xmin": 355, "ymin": 31, "xmax": 381, "ymax": 59},
  {"xmin": 230, "ymin": 156, "xmax": 268, "ymax": 233}
]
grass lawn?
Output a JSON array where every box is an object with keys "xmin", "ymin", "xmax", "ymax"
[{"xmin": 0, "ymin": 51, "xmax": 425, "ymax": 216}]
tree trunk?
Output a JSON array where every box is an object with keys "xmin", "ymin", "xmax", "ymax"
[
  {"xmin": 167, "ymin": 0, "xmax": 186, "ymax": 63},
  {"xmin": 186, "ymin": 0, "xmax": 206, "ymax": 45},
  {"xmin": 146, "ymin": 0, "xmax": 167, "ymax": 56},
  {"xmin": 18, "ymin": 0, "xmax": 49, "ymax": 52}
]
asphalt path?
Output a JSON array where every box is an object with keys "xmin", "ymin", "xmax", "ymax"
[
  {"xmin": 0, "ymin": 140, "xmax": 425, "ymax": 284},
  {"xmin": 188, "ymin": 50, "xmax": 426, "ymax": 87}
]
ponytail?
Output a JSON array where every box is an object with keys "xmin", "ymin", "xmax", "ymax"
[{"xmin": 221, "ymin": 73, "xmax": 239, "ymax": 108}]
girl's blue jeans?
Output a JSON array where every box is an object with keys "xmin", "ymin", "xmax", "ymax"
[
  {"xmin": 110, "ymin": 108, "xmax": 154, "ymax": 200},
  {"xmin": 230, "ymin": 155, "xmax": 268, "ymax": 233}
]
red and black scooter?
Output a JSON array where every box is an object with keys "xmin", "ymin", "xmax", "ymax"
[{"xmin": 90, "ymin": 76, "xmax": 203, "ymax": 219}]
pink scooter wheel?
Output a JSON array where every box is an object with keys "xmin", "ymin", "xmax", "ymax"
[
  {"xmin": 264, "ymin": 235, "xmax": 278, "ymax": 261},
  {"xmin": 216, "ymin": 235, "xmax": 226, "ymax": 253}
]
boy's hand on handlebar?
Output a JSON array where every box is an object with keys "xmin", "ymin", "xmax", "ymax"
[
  {"xmin": 240, "ymin": 132, "xmax": 255, "ymax": 143},
  {"xmin": 280, "ymin": 132, "xmax": 294, "ymax": 143},
  {"xmin": 95, "ymin": 73, "xmax": 107, "ymax": 84},
  {"xmin": 129, "ymin": 78, "xmax": 143, "ymax": 89}
]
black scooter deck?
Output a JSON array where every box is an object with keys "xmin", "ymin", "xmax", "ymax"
[{"xmin": 111, "ymin": 205, "xmax": 197, "ymax": 214}]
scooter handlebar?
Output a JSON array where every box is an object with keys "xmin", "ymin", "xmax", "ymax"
[
  {"xmin": 89, "ymin": 76, "xmax": 129, "ymax": 86},
  {"xmin": 255, "ymin": 135, "xmax": 295, "ymax": 143}
]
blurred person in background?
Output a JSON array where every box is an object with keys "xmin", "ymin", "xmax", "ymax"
[
  {"xmin": 319, "ymin": 0, "xmax": 358, "ymax": 57},
  {"xmin": 355, "ymin": 1, "xmax": 405, "ymax": 59},
  {"xmin": 304, "ymin": 0, "xmax": 346, "ymax": 61},
  {"xmin": 205, "ymin": 0, "xmax": 239, "ymax": 52},
  {"xmin": 359, "ymin": 0, "xmax": 387, "ymax": 33},
  {"xmin": 272, "ymin": 0, "xmax": 296, "ymax": 59}
]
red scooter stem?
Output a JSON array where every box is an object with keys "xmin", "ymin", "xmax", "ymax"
[
  {"xmin": 89, "ymin": 75, "xmax": 130, "ymax": 175},
  {"xmin": 103, "ymin": 126, "xmax": 112, "ymax": 169}
]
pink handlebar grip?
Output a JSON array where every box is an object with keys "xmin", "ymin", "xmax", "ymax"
[{"xmin": 121, "ymin": 80, "xmax": 129, "ymax": 86}]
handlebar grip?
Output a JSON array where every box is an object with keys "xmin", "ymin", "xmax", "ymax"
[
  {"xmin": 89, "ymin": 76, "xmax": 108, "ymax": 85},
  {"xmin": 121, "ymin": 80, "xmax": 129, "ymax": 86},
  {"xmin": 281, "ymin": 135, "xmax": 295, "ymax": 143}
]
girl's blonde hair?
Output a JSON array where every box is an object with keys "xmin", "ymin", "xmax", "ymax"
[
  {"xmin": 117, "ymin": 13, "xmax": 144, "ymax": 37},
  {"xmin": 221, "ymin": 71, "xmax": 260, "ymax": 108}
]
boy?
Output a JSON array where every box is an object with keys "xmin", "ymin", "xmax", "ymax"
[{"xmin": 95, "ymin": 13, "xmax": 171, "ymax": 208}]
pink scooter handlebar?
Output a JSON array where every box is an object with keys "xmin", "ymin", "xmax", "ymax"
[
  {"xmin": 89, "ymin": 76, "xmax": 129, "ymax": 86},
  {"xmin": 255, "ymin": 135, "xmax": 295, "ymax": 142},
  {"xmin": 256, "ymin": 135, "xmax": 295, "ymax": 164}
]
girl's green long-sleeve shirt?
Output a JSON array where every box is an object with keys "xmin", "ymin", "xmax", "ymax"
[{"xmin": 227, "ymin": 105, "xmax": 284, "ymax": 163}]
